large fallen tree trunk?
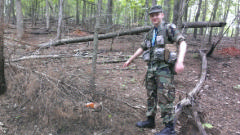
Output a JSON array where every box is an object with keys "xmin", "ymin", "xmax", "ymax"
[
  {"xmin": 38, "ymin": 21, "xmax": 226, "ymax": 48},
  {"xmin": 38, "ymin": 26, "xmax": 151, "ymax": 48},
  {"xmin": 182, "ymin": 21, "xmax": 226, "ymax": 28}
]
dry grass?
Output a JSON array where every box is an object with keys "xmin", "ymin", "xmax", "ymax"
[{"xmin": 2, "ymin": 34, "xmax": 142, "ymax": 134}]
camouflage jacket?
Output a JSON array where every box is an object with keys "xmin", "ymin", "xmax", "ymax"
[{"xmin": 141, "ymin": 22, "xmax": 185, "ymax": 68}]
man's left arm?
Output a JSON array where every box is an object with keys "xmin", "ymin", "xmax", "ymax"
[{"xmin": 175, "ymin": 41, "xmax": 187, "ymax": 74}]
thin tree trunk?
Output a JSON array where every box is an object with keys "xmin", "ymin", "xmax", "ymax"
[
  {"xmin": 164, "ymin": 0, "xmax": 171, "ymax": 23},
  {"xmin": 31, "ymin": 0, "xmax": 37, "ymax": 26},
  {"xmin": 10, "ymin": 0, "xmax": 16, "ymax": 24},
  {"xmin": 220, "ymin": 0, "xmax": 231, "ymax": 36},
  {"xmin": 91, "ymin": 0, "xmax": 101, "ymax": 91},
  {"xmin": 188, "ymin": 6, "xmax": 192, "ymax": 22},
  {"xmin": 107, "ymin": 0, "xmax": 113, "ymax": 26},
  {"xmin": 134, "ymin": 8, "xmax": 137, "ymax": 24},
  {"xmin": 193, "ymin": 0, "xmax": 202, "ymax": 39},
  {"xmin": 144, "ymin": 0, "xmax": 149, "ymax": 26},
  {"xmin": 76, "ymin": 0, "xmax": 79, "ymax": 24},
  {"xmin": 235, "ymin": 0, "xmax": 240, "ymax": 45},
  {"xmin": 173, "ymin": 0, "xmax": 180, "ymax": 24},
  {"xmin": 0, "ymin": 0, "xmax": 6, "ymax": 94},
  {"xmin": 231, "ymin": 28, "xmax": 234, "ymax": 37},
  {"xmin": 177, "ymin": 0, "xmax": 185, "ymax": 29},
  {"xmin": 16, "ymin": 0, "xmax": 24, "ymax": 39},
  {"xmin": 208, "ymin": 0, "xmax": 220, "ymax": 43},
  {"xmin": 152, "ymin": 0, "xmax": 157, "ymax": 6},
  {"xmin": 183, "ymin": 0, "xmax": 188, "ymax": 23},
  {"xmin": 200, "ymin": 0, "xmax": 207, "ymax": 35},
  {"xmin": 35, "ymin": 0, "xmax": 39, "ymax": 25},
  {"xmin": 183, "ymin": 0, "xmax": 189, "ymax": 33},
  {"xmin": 82, "ymin": 0, "xmax": 86, "ymax": 26},
  {"xmin": 56, "ymin": 0, "xmax": 63, "ymax": 40},
  {"xmin": 6, "ymin": 0, "xmax": 11, "ymax": 24},
  {"xmin": 46, "ymin": 0, "xmax": 50, "ymax": 29},
  {"xmin": 90, "ymin": 4, "xmax": 94, "ymax": 31}
]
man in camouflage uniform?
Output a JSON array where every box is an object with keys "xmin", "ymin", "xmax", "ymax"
[{"xmin": 123, "ymin": 5, "xmax": 187, "ymax": 135}]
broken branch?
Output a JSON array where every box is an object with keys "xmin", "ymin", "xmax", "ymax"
[{"xmin": 174, "ymin": 50, "xmax": 208, "ymax": 134}]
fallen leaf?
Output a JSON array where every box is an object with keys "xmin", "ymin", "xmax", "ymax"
[{"xmin": 202, "ymin": 123, "xmax": 213, "ymax": 129}]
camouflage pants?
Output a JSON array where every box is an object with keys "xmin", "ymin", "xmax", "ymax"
[{"xmin": 145, "ymin": 65, "xmax": 175, "ymax": 124}]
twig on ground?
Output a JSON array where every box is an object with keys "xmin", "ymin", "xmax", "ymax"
[
  {"xmin": 10, "ymin": 54, "xmax": 70, "ymax": 62},
  {"xmin": 6, "ymin": 63, "xmax": 114, "ymax": 114},
  {"xmin": 6, "ymin": 63, "xmax": 90, "ymax": 100},
  {"xmin": 4, "ymin": 36, "xmax": 38, "ymax": 47},
  {"xmin": 9, "ymin": 54, "xmax": 131, "ymax": 64}
]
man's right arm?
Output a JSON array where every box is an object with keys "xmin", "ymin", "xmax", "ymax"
[{"xmin": 123, "ymin": 48, "xmax": 144, "ymax": 68}]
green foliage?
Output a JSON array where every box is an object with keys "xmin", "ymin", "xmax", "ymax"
[
  {"xmin": 7, "ymin": 0, "xmax": 239, "ymax": 36},
  {"xmin": 202, "ymin": 123, "xmax": 214, "ymax": 129}
]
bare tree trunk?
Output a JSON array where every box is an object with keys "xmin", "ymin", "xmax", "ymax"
[
  {"xmin": 200, "ymin": 0, "xmax": 207, "ymax": 35},
  {"xmin": 6, "ymin": 0, "xmax": 11, "ymax": 24},
  {"xmin": 10, "ymin": 0, "xmax": 16, "ymax": 24},
  {"xmin": 173, "ymin": 0, "xmax": 180, "ymax": 24},
  {"xmin": 164, "ymin": 0, "xmax": 171, "ymax": 23},
  {"xmin": 0, "ymin": 0, "xmax": 6, "ymax": 94},
  {"xmin": 220, "ymin": 0, "xmax": 231, "ymax": 36},
  {"xmin": 76, "ymin": 0, "xmax": 79, "ymax": 24},
  {"xmin": 82, "ymin": 0, "xmax": 86, "ymax": 26},
  {"xmin": 183, "ymin": 0, "xmax": 188, "ymax": 23},
  {"xmin": 133, "ymin": 8, "xmax": 137, "ymax": 24},
  {"xmin": 56, "ymin": 0, "xmax": 63, "ymax": 40},
  {"xmin": 144, "ymin": 0, "xmax": 149, "ymax": 26},
  {"xmin": 107, "ymin": 0, "xmax": 113, "ymax": 26},
  {"xmin": 177, "ymin": 0, "xmax": 185, "ymax": 29},
  {"xmin": 235, "ymin": 0, "xmax": 240, "ymax": 45},
  {"xmin": 193, "ymin": 0, "xmax": 202, "ymax": 39},
  {"xmin": 46, "ymin": 0, "xmax": 50, "ymax": 29},
  {"xmin": 183, "ymin": 0, "xmax": 189, "ymax": 33},
  {"xmin": 16, "ymin": 0, "xmax": 24, "ymax": 39},
  {"xmin": 208, "ymin": 0, "xmax": 220, "ymax": 43},
  {"xmin": 91, "ymin": 0, "xmax": 101, "ymax": 91},
  {"xmin": 31, "ymin": 0, "xmax": 37, "ymax": 26},
  {"xmin": 152, "ymin": 0, "xmax": 157, "ymax": 6}
]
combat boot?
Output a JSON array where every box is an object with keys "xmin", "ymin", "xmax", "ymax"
[
  {"xmin": 154, "ymin": 122, "xmax": 176, "ymax": 135},
  {"xmin": 135, "ymin": 116, "xmax": 155, "ymax": 128}
]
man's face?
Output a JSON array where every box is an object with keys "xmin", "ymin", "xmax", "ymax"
[{"xmin": 149, "ymin": 12, "xmax": 164, "ymax": 26}]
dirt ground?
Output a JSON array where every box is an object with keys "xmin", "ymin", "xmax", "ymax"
[{"xmin": 0, "ymin": 28, "xmax": 240, "ymax": 135}]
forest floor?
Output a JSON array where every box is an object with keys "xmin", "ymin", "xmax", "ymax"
[{"xmin": 0, "ymin": 27, "xmax": 240, "ymax": 135}]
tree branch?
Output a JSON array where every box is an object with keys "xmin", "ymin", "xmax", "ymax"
[{"xmin": 174, "ymin": 50, "xmax": 208, "ymax": 134}]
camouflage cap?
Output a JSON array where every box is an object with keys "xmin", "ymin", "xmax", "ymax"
[{"xmin": 149, "ymin": 5, "xmax": 163, "ymax": 15}]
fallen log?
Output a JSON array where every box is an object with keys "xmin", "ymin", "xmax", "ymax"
[
  {"xmin": 38, "ymin": 26, "xmax": 151, "ymax": 48},
  {"xmin": 38, "ymin": 21, "xmax": 226, "ymax": 48},
  {"xmin": 182, "ymin": 21, "xmax": 226, "ymax": 28}
]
